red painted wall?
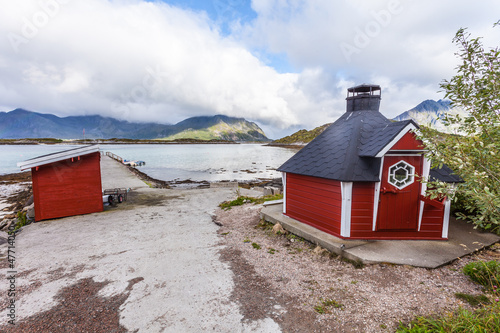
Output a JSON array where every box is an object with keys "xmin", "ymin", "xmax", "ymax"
[
  {"xmin": 349, "ymin": 180, "xmax": 445, "ymax": 240},
  {"xmin": 285, "ymin": 173, "xmax": 342, "ymax": 237},
  {"xmin": 390, "ymin": 132, "xmax": 424, "ymax": 150},
  {"xmin": 32, "ymin": 152, "xmax": 103, "ymax": 221},
  {"xmin": 350, "ymin": 182, "xmax": 375, "ymax": 236}
]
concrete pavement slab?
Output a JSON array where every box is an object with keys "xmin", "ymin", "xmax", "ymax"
[
  {"xmin": 261, "ymin": 204, "xmax": 500, "ymax": 268},
  {"xmin": 0, "ymin": 155, "xmax": 283, "ymax": 332}
]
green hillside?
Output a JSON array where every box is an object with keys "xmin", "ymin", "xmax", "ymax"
[
  {"xmin": 161, "ymin": 118, "xmax": 268, "ymax": 141},
  {"xmin": 272, "ymin": 123, "xmax": 331, "ymax": 145}
]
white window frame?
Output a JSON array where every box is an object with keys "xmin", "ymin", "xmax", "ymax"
[{"xmin": 387, "ymin": 160, "xmax": 415, "ymax": 190}]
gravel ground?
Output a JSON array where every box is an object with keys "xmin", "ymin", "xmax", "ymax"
[{"xmin": 216, "ymin": 203, "xmax": 500, "ymax": 333}]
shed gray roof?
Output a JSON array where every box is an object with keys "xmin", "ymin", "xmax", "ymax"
[{"xmin": 17, "ymin": 145, "xmax": 100, "ymax": 171}]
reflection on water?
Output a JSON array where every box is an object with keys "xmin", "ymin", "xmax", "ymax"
[{"xmin": 1, "ymin": 144, "xmax": 298, "ymax": 182}]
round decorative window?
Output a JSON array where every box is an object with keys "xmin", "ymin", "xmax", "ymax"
[{"xmin": 388, "ymin": 161, "xmax": 415, "ymax": 189}]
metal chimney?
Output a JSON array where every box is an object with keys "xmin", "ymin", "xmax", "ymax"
[{"xmin": 346, "ymin": 84, "xmax": 381, "ymax": 112}]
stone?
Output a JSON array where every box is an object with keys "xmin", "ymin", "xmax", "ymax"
[
  {"xmin": 25, "ymin": 195, "xmax": 34, "ymax": 207},
  {"xmin": 27, "ymin": 205, "xmax": 35, "ymax": 219},
  {"xmin": 270, "ymin": 187, "xmax": 282, "ymax": 195},
  {"xmin": 24, "ymin": 203, "xmax": 34, "ymax": 212},
  {"xmin": 3, "ymin": 219, "xmax": 14, "ymax": 231},
  {"xmin": 0, "ymin": 220, "xmax": 7, "ymax": 231},
  {"xmin": 263, "ymin": 187, "xmax": 273, "ymax": 196},
  {"xmin": 3, "ymin": 214, "xmax": 15, "ymax": 220},
  {"xmin": 313, "ymin": 245, "xmax": 329, "ymax": 256},
  {"xmin": 272, "ymin": 223, "xmax": 285, "ymax": 235}
]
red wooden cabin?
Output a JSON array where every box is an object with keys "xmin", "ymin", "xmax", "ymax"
[
  {"xmin": 278, "ymin": 85, "xmax": 461, "ymax": 240},
  {"xmin": 18, "ymin": 145, "xmax": 103, "ymax": 221}
]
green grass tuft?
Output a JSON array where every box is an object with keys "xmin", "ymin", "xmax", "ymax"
[
  {"xmin": 397, "ymin": 302, "xmax": 500, "ymax": 332},
  {"xmin": 455, "ymin": 292, "xmax": 491, "ymax": 307},
  {"xmin": 251, "ymin": 242, "xmax": 261, "ymax": 250},
  {"xmin": 463, "ymin": 260, "xmax": 500, "ymax": 293},
  {"xmin": 219, "ymin": 194, "xmax": 283, "ymax": 210},
  {"xmin": 314, "ymin": 298, "xmax": 343, "ymax": 314}
]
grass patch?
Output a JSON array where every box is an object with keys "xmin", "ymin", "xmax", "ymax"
[
  {"xmin": 314, "ymin": 298, "xmax": 343, "ymax": 314},
  {"xmin": 455, "ymin": 293, "xmax": 491, "ymax": 307},
  {"xmin": 463, "ymin": 260, "xmax": 500, "ymax": 293},
  {"xmin": 267, "ymin": 248, "xmax": 276, "ymax": 254},
  {"xmin": 251, "ymin": 242, "xmax": 261, "ymax": 250},
  {"xmin": 286, "ymin": 233, "xmax": 306, "ymax": 243},
  {"xmin": 14, "ymin": 211, "xmax": 27, "ymax": 231},
  {"xmin": 396, "ymin": 302, "xmax": 500, "ymax": 332},
  {"xmin": 256, "ymin": 219, "xmax": 274, "ymax": 231},
  {"xmin": 219, "ymin": 194, "xmax": 283, "ymax": 210}
]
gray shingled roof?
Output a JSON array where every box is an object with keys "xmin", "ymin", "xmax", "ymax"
[
  {"xmin": 278, "ymin": 109, "xmax": 459, "ymax": 183},
  {"xmin": 278, "ymin": 110, "xmax": 393, "ymax": 181},
  {"xmin": 430, "ymin": 164, "xmax": 464, "ymax": 183},
  {"xmin": 358, "ymin": 120, "xmax": 417, "ymax": 157}
]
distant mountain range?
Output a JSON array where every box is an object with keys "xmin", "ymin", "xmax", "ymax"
[
  {"xmin": 392, "ymin": 99, "xmax": 467, "ymax": 132},
  {"xmin": 0, "ymin": 109, "xmax": 269, "ymax": 141}
]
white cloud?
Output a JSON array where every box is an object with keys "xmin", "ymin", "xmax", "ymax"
[
  {"xmin": 0, "ymin": 0, "xmax": 336, "ymax": 133},
  {"xmin": 0, "ymin": 0, "xmax": 499, "ymax": 137},
  {"xmin": 241, "ymin": 0, "xmax": 500, "ymax": 118}
]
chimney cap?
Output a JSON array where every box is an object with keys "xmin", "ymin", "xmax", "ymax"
[
  {"xmin": 347, "ymin": 84, "xmax": 381, "ymax": 97},
  {"xmin": 345, "ymin": 84, "xmax": 381, "ymax": 112}
]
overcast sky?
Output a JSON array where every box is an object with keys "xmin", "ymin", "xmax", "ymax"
[{"xmin": 0, "ymin": 0, "xmax": 499, "ymax": 138}]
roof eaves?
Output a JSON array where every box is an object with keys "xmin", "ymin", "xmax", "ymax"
[{"xmin": 17, "ymin": 145, "xmax": 100, "ymax": 171}]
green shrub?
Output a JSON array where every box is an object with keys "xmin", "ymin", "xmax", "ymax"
[{"xmin": 463, "ymin": 260, "xmax": 500, "ymax": 292}]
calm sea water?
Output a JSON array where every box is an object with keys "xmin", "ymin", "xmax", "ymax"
[{"xmin": 0, "ymin": 144, "xmax": 298, "ymax": 182}]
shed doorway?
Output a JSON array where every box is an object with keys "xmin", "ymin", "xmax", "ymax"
[{"xmin": 377, "ymin": 155, "xmax": 422, "ymax": 231}]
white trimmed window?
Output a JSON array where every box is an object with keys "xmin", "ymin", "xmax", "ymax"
[{"xmin": 388, "ymin": 161, "xmax": 415, "ymax": 189}]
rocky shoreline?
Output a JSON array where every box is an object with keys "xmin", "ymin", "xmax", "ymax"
[
  {"xmin": 0, "ymin": 172, "xmax": 34, "ymax": 232},
  {"xmin": 124, "ymin": 163, "xmax": 283, "ymax": 190}
]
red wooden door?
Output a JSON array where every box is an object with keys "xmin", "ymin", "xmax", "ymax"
[{"xmin": 377, "ymin": 155, "xmax": 422, "ymax": 231}]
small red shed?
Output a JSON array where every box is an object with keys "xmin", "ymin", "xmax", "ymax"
[
  {"xmin": 17, "ymin": 145, "xmax": 103, "ymax": 221},
  {"xmin": 278, "ymin": 85, "xmax": 461, "ymax": 240}
]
